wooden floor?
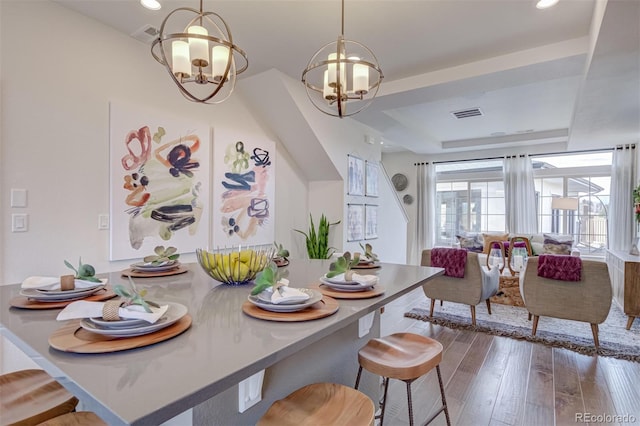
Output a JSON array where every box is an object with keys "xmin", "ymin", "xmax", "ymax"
[{"xmin": 375, "ymin": 288, "xmax": 640, "ymax": 426}]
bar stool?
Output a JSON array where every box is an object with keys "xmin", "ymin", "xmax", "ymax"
[
  {"xmin": 258, "ymin": 382, "xmax": 375, "ymax": 426},
  {"xmin": 355, "ymin": 333, "xmax": 451, "ymax": 426},
  {"xmin": 0, "ymin": 369, "xmax": 78, "ymax": 426},
  {"xmin": 37, "ymin": 412, "xmax": 107, "ymax": 426}
]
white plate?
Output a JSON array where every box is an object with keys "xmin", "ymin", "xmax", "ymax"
[
  {"xmin": 248, "ymin": 289, "xmax": 322, "ymax": 313},
  {"xmin": 20, "ymin": 283, "xmax": 106, "ymax": 302},
  {"xmin": 319, "ymin": 277, "xmax": 373, "ymax": 292},
  {"xmin": 35, "ymin": 280, "xmax": 106, "ymax": 296},
  {"xmin": 89, "ymin": 317, "xmax": 149, "ymax": 329},
  {"xmin": 130, "ymin": 261, "xmax": 179, "ymax": 272},
  {"xmin": 321, "ymin": 274, "xmax": 358, "ymax": 285},
  {"xmin": 79, "ymin": 302, "xmax": 187, "ymax": 337},
  {"xmin": 257, "ymin": 288, "xmax": 311, "ymax": 305}
]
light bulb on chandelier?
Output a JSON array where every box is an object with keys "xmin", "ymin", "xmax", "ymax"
[
  {"xmin": 302, "ymin": 0, "xmax": 383, "ymax": 118},
  {"xmin": 151, "ymin": 0, "xmax": 248, "ymax": 104}
]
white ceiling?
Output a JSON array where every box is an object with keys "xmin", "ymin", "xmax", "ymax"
[{"xmin": 53, "ymin": 0, "xmax": 639, "ymax": 155}]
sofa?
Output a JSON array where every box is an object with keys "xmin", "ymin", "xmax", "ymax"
[{"xmin": 456, "ymin": 232, "xmax": 577, "ymax": 257}]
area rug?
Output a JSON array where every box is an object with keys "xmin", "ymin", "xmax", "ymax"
[
  {"xmin": 490, "ymin": 275, "xmax": 524, "ymax": 307},
  {"xmin": 405, "ymin": 298, "xmax": 640, "ymax": 362}
]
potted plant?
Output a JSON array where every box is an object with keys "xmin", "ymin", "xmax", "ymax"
[
  {"xmin": 294, "ymin": 214, "xmax": 340, "ymax": 259},
  {"xmin": 326, "ymin": 251, "xmax": 361, "ymax": 281}
]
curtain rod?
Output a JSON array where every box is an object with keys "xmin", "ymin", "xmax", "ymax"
[{"xmin": 411, "ymin": 147, "xmax": 617, "ymax": 166}]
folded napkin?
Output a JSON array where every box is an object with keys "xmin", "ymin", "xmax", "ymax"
[
  {"xmin": 327, "ymin": 273, "xmax": 379, "ymax": 287},
  {"xmin": 56, "ymin": 301, "xmax": 168, "ymax": 324},
  {"xmin": 21, "ymin": 276, "xmax": 106, "ymax": 291},
  {"xmin": 270, "ymin": 279, "xmax": 310, "ymax": 305}
]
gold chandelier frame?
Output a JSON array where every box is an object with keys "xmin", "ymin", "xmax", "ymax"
[
  {"xmin": 301, "ymin": 0, "xmax": 383, "ymax": 117},
  {"xmin": 151, "ymin": 0, "xmax": 248, "ymax": 104}
]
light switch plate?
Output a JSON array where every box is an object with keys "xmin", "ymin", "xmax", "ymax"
[
  {"xmin": 12, "ymin": 214, "xmax": 28, "ymax": 232},
  {"xmin": 98, "ymin": 214, "xmax": 110, "ymax": 230},
  {"xmin": 238, "ymin": 370, "xmax": 265, "ymax": 413},
  {"xmin": 10, "ymin": 189, "xmax": 28, "ymax": 208},
  {"xmin": 358, "ymin": 311, "xmax": 375, "ymax": 338}
]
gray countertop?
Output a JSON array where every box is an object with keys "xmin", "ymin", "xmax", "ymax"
[{"xmin": 0, "ymin": 259, "xmax": 442, "ymax": 425}]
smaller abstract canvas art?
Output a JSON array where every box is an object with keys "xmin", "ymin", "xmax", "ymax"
[
  {"xmin": 347, "ymin": 204, "xmax": 364, "ymax": 241},
  {"xmin": 348, "ymin": 155, "xmax": 365, "ymax": 196}
]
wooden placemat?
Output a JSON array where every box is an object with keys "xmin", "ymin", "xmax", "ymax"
[
  {"xmin": 48, "ymin": 314, "xmax": 192, "ymax": 353},
  {"xmin": 121, "ymin": 265, "xmax": 189, "ymax": 278},
  {"xmin": 351, "ymin": 263, "xmax": 381, "ymax": 270},
  {"xmin": 242, "ymin": 296, "xmax": 339, "ymax": 322},
  {"xmin": 314, "ymin": 283, "xmax": 385, "ymax": 299},
  {"xmin": 10, "ymin": 288, "xmax": 117, "ymax": 310}
]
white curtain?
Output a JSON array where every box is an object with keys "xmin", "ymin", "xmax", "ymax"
[
  {"xmin": 504, "ymin": 155, "xmax": 537, "ymax": 235},
  {"xmin": 609, "ymin": 144, "xmax": 637, "ymax": 251},
  {"xmin": 412, "ymin": 162, "xmax": 436, "ymax": 264}
]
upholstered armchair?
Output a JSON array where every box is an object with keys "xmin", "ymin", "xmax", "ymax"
[
  {"xmin": 421, "ymin": 249, "xmax": 500, "ymax": 325},
  {"xmin": 520, "ymin": 256, "xmax": 612, "ymax": 348}
]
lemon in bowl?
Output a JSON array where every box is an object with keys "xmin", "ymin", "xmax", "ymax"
[{"xmin": 196, "ymin": 245, "xmax": 274, "ymax": 285}]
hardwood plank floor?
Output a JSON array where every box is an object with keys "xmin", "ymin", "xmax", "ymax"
[{"xmin": 376, "ymin": 288, "xmax": 640, "ymax": 426}]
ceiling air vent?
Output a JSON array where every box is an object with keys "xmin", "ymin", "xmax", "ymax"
[
  {"xmin": 131, "ymin": 24, "xmax": 159, "ymax": 44},
  {"xmin": 451, "ymin": 108, "xmax": 483, "ymax": 119}
]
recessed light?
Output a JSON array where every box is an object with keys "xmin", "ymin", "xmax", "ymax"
[
  {"xmin": 536, "ymin": 0, "xmax": 559, "ymax": 9},
  {"xmin": 140, "ymin": 0, "xmax": 161, "ymax": 11}
]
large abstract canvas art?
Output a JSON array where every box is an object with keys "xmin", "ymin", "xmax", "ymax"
[
  {"xmin": 212, "ymin": 129, "xmax": 275, "ymax": 247},
  {"xmin": 109, "ymin": 101, "xmax": 210, "ymax": 260}
]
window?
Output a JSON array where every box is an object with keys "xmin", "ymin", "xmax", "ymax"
[
  {"xmin": 431, "ymin": 152, "xmax": 612, "ymax": 256},
  {"xmin": 435, "ymin": 160, "xmax": 504, "ymax": 246},
  {"xmin": 532, "ymin": 151, "xmax": 612, "ymax": 256}
]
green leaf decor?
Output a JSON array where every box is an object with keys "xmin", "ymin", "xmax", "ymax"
[{"xmin": 294, "ymin": 214, "xmax": 340, "ymax": 259}]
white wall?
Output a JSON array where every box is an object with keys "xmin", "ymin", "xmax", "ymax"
[
  {"xmin": 0, "ymin": 1, "xmax": 309, "ymax": 283},
  {"xmin": 238, "ymin": 69, "xmax": 408, "ymax": 263}
]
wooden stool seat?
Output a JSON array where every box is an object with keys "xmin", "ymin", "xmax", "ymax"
[
  {"xmin": 0, "ymin": 369, "xmax": 78, "ymax": 426},
  {"xmin": 355, "ymin": 333, "xmax": 451, "ymax": 426},
  {"xmin": 258, "ymin": 383, "xmax": 375, "ymax": 426},
  {"xmin": 36, "ymin": 412, "xmax": 107, "ymax": 426},
  {"xmin": 358, "ymin": 333, "xmax": 443, "ymax": 381}
]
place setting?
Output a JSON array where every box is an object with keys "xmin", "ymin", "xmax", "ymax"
[
  {"xmin": 349, "ymin": 243, "xmax": 382, "ymax": 270},
  {"xmin": 316, "ymin": 252, "xmax": 384, "ymax": 299},
  {"xmin": 273, "ymin": 241, "xmax": 290, "ymax": 267},
  {"xmin": 49, "ymin": 279, "xmax": 191, "ymax": 353},
  {"xmin": 242, "ymin": 263, "xmax": 338, "ymax": 322},
  {"xmin": 10, "ymin": 258, "xmax": 117, "ymax": 309},
  {"xmin": 121, "ymin": 245, "xmax": 188, "ymax": 278}
]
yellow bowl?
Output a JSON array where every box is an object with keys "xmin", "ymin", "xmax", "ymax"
[{"xmin": 196, "ymin": 245, "xmax": 275, "ymax": 285}]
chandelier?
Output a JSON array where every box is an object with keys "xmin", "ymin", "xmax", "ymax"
[
  {"xmin": 301, "ymin": 0, "xmax": 383, "ymax": 118},
  {"xmin": 151, "ymin": 0, "xmax": 248, "ymax": 104}
]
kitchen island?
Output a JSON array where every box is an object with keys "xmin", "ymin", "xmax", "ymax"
[{"xmin": 0, "ymin": 260, "xmax": 443, "ymax": 425}]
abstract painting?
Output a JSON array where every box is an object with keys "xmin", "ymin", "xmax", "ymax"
[
  {"xmin": 212, "ymin": 129, "xmax": 275, "ymax": 247},
  {"xmin": 348, "ymin": 155, "xmax": 364, "ymax": 196},
  {"xmin": 365, "ymin": 204, "xmax": 378, "ymax": 239},
  {"xmin": 109, "ymin": 101, "xmax": 210, "ymax": 260},
  {"xmin": 365, "ymin": 161, "xmax": 379, "ymax": 197},
  {"xmin": 347, "ymin": 204, "xmax": 364, "ymax": 241}
]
